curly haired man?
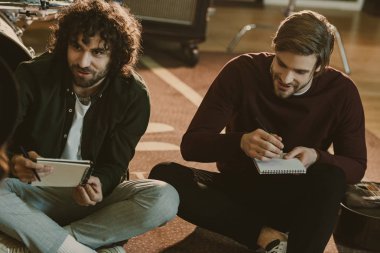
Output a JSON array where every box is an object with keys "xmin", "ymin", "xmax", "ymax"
[{"xmin": 0, "ymin": 1, "xmax": 179, "ymax": 252}]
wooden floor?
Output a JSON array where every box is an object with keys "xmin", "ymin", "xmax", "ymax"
[{"xmin": 200, "ymin": 4, "xmax": 380, "ymax": 139}]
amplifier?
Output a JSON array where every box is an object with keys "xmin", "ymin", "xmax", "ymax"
[
  {"xmin": 123, "ymin": 0, "xmax": 197, "ymax": 25},
  {"xmin": 123, "ymin": 0, "xmax": 211, "ymax": 65}
]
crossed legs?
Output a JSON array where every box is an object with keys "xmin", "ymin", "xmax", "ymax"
[
  {"xmin": 0, "ymin": 178, "xmax": 179, "ymax": 253},
  {"xmin": 149, "ymin": 162, "xmax": 345, "ymax": 253}
]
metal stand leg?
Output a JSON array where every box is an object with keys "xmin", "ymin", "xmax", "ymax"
[
  {"xmin": 283, "ymin": 0, "xmax": 296, "ymax": 17},
  {"xmin": 226, "ymin": 23, "xmax": 274, "ymax": 53},
  {"xmin": 227, "ymin": 24, "xmax": 257, "ymax": 53},
  {"xmin": 332, "ymin": 25, "xmax": 351, "ymax": 75},
  {"xmin": 226, "ymin": 0, "xmax": 351, "ymax": 74},
  {"xmin": 227, "ymin": 0, "xmax": 296, "ymax": 53}
]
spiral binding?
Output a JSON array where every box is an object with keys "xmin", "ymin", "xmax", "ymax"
[{"xmin": 261, "ymin": 169, "xmax": 305, "ymax": 174}]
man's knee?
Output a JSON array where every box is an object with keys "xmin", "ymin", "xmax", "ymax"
[
  {"xmin": 309, "ymin": 164, "xmax": 346, "ymax": 199},
  {"xmin": 157, "ymin": 181, "xmax": 179, "ymax": 218},
  {"xmin": 0, "ymin": 178, "xmax": 22, "ymax": 194},
  {"xmin": 149, "ymin": 162, "xmax": 181, "ymax": 182},
  {"xmin": 141, "ymin": 180, "xmax": 179, "ymax": 226}
]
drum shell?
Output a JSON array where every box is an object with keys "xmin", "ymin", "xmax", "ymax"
[
  {"xmin": 334, "ymin": 203, "xmax": 380, "ymax": 251},
  {"xmin": 0, "ymin": 13, "xmax": 32, "ymax": 70}
]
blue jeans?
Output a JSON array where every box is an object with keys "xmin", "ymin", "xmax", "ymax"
[{"xmin": 0, "ymin": 178, "xmax": 179, "ymax": 253}]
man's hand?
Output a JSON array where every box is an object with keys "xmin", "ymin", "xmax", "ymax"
[
  {"xmin": 284, "ymin": 146, "xmax": 319, "ymax": 168},
  {"xmin": 0, "ymin": 145, "xmax": 9, "ymax": 179},
  {"xmin": 73, "ymin": 176, "xmax": 103, "ymax": 206},
  {"xmin": 240, "ymin": 129, "xmax": 284, "ymax": 161},
  {"xmin": 11, "ymin": 151, "xmax": 53, "ymax": 183}
]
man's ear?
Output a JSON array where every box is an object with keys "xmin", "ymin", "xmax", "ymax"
[{"xmin": 313, "ymin": 65, "xmax": 322, "ymax": 76}]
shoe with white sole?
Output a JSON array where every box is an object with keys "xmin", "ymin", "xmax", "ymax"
[
  {"xmin": 97, "ymin": 245, "xmax": 125, "ymax": 253},
  {"xmin": 0, "ymin": 232, "xmax": 29, "ymax": 253},
  {"xmin": 265, "ymin": 239, "xmax": 287, "ymax": 253}
]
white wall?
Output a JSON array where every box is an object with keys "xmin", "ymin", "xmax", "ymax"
[{"xmin": 264, "ymin": 0, "xmax": 365, "ymax": 11}]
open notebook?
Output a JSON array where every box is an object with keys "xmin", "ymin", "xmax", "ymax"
[
  {"xmin": 253, "ymin": 158, "xmax": 306, "ymax": 174},
  {"xmin": 33, "ymin": 158, "xmax": 93, "ymax": 187}
]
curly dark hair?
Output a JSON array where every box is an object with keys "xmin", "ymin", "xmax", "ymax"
[
  {"xmin": 48, "ymin": 0, "xmax": 141, "ymax": 77},
  {"xmin": 272, "ymin": 10, "xmax": 335, "ymax": 76}
]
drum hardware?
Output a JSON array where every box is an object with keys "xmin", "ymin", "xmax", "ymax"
[
  {"xmin": 333, "ymin": 182, "xmax": 380, "ymax": 251},
  {"xmin": 27, "ymin": 46, "xmax": 35, "ymax": 57},
  {"xmin": 0, "ymin": 0, "xmax": 71, "ymax": 26},
  {"xmin": 0, "ymin": 0, "xmax": 71, "ymax": 69}
]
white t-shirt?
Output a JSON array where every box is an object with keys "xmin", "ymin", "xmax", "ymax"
[{"xmin": 61, "ymin": 97, "xmax": 91, "ymax": 160}]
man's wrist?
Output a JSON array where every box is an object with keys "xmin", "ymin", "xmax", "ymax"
[
  {"xmin": 9, "ymin": 154, "xmax": 18, "ymax": 177},
  {"xmin": 313, "ymin": 149, "xmax": 320, "ymax": 163}
]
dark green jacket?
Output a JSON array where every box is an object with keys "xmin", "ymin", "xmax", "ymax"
[{"xmin": 12, "ymin": 53, "xmax": 150, "ymax": 196}]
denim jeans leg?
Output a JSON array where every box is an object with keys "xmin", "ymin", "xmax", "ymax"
[
  {"xmin": 68, "ymin": 179, "xmax": 179, "ymax": 249},
  {"xmin": 0, "ymin": 178, "xmax": 69, "ymax": 253}
]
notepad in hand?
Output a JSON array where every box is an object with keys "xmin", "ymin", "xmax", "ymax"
[
  {"xmin": 33, "ymin": 158, "xmax": 93, "ymax": 187},
  {"xmin": 254, "ymin": 158, "xmax": 306, "ymax": 174}
]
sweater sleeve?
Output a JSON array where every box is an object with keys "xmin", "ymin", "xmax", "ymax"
[
  {"xmin": 316, "ymin": 82, "xmax": 367, "ymax": 184},
  {"xmin": 181, "ymin": 58, "xmax": 246, "ymax": 162}
]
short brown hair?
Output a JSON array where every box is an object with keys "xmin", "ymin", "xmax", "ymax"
[
  {"xmin": 48, "ymin": 0, "xmax": 141, "ymax": 77},
  {"xmin": 272, "ymin": 10, "xmax": 335, "ymax": 75}
]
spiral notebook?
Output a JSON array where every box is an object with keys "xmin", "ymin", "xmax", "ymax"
[
  {"xmin": 253, "ymin": 158, "xmax": 306, "ymax": 174},
  {"xmin": 33, "ymin": 158, "xmax": 93, "ymax": 187}
]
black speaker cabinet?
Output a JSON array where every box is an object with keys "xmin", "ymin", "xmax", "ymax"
[{"xmin": 123, "ymin": 0, "xmax": 211, "ymax": 65}]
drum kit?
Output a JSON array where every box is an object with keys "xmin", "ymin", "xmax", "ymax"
[
  {"xmin": 0, "ymin": 0, "xmax": 70, "ymax": 180},
  {"xmin": 0, "ymin": 0, "xmax": 72, "ymax": 70}
]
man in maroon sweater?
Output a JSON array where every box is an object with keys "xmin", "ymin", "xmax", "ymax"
[{"xmin": 149, "ymin": 10, "xmax": 366, "ymax": 253}]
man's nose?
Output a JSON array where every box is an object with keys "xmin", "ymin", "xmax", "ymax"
[
  {"xmin": 78, "ymin": 52, "xmax": 92, "ymax": 68},
  {"xmin": 281, "ymin": 70, "xmax": 294, "ymax": 84}
]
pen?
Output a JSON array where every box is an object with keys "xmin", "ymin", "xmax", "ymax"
[
  {"xmin": 255, "ymin": 117, "xmax": 269, "ymax": 132},
  {"xmin": 19, "ymin": 146, "xmax": 41, "ymax": 181},
  {"xmin": 254, "ymin": 117, "xmax": 284, "ymax": 158}
]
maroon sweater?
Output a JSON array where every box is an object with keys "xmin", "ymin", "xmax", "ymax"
[{"xmin": 181, "ymin": 53, "xmax": 367, "ymax": 184}]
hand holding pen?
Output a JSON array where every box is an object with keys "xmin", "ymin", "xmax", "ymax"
[
  {"xmin": 240, "ymin": 118, "xmax": 284, "ymax": 161},
  {"xmin": 20, "ymin": 146, "xmax": 41, "ymax": 181},
  {"xmin": 10, "ymin": 147, "xmax": 53, "ymax": 183}
]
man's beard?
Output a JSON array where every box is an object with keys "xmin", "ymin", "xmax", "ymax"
[
  {"xmin": 71, "ymin": 65, "xmax": 108, "ymax": 88},
  {"xmin": 270, "ymin": 65, "xmax": 313, "ymax": 98}
]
